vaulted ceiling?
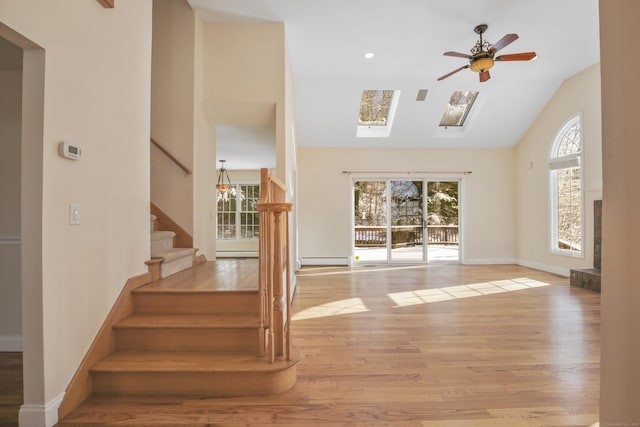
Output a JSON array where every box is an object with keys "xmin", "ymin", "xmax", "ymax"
[{"xmin": 190, "ymin": 0, "xmax": 600, "ymax": 166}]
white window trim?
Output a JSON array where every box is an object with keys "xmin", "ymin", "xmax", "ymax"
[{"xmin": 549, "ymin": 114, "xmax": 584, "ymax": 258}]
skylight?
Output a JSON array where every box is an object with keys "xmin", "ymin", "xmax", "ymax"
[
  {"xmin": 439, "ymin": 91, "xmax": 479, "ymax": 127},
  {"xmin": 359, "ymin": 90, "xmax": 394, "ymax": 126},
  {"xmin": 357, "ymin": 89, "xmax": 400, "ymax": 138}
]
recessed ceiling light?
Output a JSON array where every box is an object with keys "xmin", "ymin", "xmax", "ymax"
[{"xmin": 364, "ymin": 52, "xmax": 375, "ymax": 59}]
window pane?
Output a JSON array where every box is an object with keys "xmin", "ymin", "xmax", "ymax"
[
  {"xmin": 557, "ymin": 121, "xmax": 581, "ymax": 156},
  {"xmin": 239, "ymin": 184, "xmax": 260, "ymax": 240},
  {"xmin": 550, "ymin": 116, "xmax": 582, "ymax": 255},
  {"xmin": 216, "ymin": 191, "xmax": 236, "ymax": 239},
  {"xmin": 439, "ymin": 91, "xmax": 479, "ymax": 127},
  {"xmin": 216, "ymin": 184, "xmax": 260, "ymax": 241},
  {"xmin": 556, "ymin": 166, "xmax": 582, "ymax": 253},
  {"xmin": 354, "ymin": 181, "xmax": 387, "ymax": 226},
  {"xmin": 359, "ymin": 90, "xmax": 395, "ymax": 126}
]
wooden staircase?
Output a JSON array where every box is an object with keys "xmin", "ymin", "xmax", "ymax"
[
  {"xmin": 58, "ymin": 169, "xmax": 296, "ymax": 424},
  {"xmin": 58, "ymin": 262, "xmax": 299, "ymax": 425},
  {"xmin": 90, "ymin": 281, "xmax": 298, "ymax": 398}
]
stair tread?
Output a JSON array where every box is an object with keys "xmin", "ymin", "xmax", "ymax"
[
  {"xmin": 91, "ymin": 350, "xmax": 299, "ymax": 373},
  {"xmin": 114, "ymin": 313, "xmax": 260, "ymax": 329},
  {"xmin": 151, "ymin": 247, "xmax": 196, "ymax": 261}
]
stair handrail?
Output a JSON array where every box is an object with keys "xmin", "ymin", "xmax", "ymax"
[
  {"xmin": 257, "ymin": 168, "xmax": 293, "ymax": 363},
  {"xmin": 150, "ymin": 137, "xmax": 192, "ymax": 175}
]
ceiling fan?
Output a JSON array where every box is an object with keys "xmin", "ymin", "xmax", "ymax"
[{"xmin": 437, "ymin": 24, "xmax": 537, "ymax": 83}]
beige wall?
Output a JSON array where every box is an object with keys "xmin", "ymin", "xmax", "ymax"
[
  {"xmin": 192, "ymin": 12, "xmax": 217, "ymax": 259},
  {"xmin": 202, "ymin": 22, "xmax": 282, "ymax": 171},
  {"xmin": 0, "ymin": 1, "xmax": 152, "ymax": 424},
  {"xmin": 284, "ymin": 40, "xmax": 299, "ymax": 270},
  {"xmin": 515, "ymin": 64, "xmax": 602, "ymax": 275},
  {"xmin": 599, "ymin": 0, "xmax": 640, "ymax": 422},
  {"xmin": 202, "ymin": 23, "xmax": 284, "ymax": 127},
  {"xmin": 0, "ymin": 67, "xmax": 22, "ymax": 348},
  {"xmin": 202, "ymin": 22, "xmax": 291, "ymax": 260},
  {"xmin": 151, "ymin": 0, "xmax": 195, "ymax": 235},
  {"xmin": 298, "ymin": 147, "xmax": 516, "ymax": 264}
]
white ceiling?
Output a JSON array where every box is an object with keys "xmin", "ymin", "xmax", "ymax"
[{"xmin": 193, "ymin": 0, "xmax": 600, "ymax": 158}]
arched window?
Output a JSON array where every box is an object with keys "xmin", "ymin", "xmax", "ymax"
[{"xmin": 549, "ymin": 115, "xmax": 583, "ymax": 256}]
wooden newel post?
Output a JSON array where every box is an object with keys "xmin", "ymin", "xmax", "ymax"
[{"xmin": 257, "ymin": 201, "xmax": 293, "ymax": 363}]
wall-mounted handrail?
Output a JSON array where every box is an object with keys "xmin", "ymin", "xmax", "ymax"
[{"xmin": 150, "ymin": 137, "xmax": 192, "ymax": 175}]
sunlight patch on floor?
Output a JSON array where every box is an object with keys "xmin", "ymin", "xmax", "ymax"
[
  {"xmin": 292, "ymin": 297, "xmax": 369, "ymax": 321},
  {"xmin": 388, "ymin": 277, "xmax": 552, "ymax": 307}
]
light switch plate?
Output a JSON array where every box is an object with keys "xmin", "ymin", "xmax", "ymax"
[{"xmin": 70, "ymin": 204, "xmax": 80, "ymax": 225}]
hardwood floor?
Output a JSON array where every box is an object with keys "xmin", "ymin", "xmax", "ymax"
[
  {"xmin": 61, "ymin": 262, "xmax": 600, "ymax": 426},
  {"xmin": 0, "ymin": 352, "xmax": 22, "ymax": 427},
  {"xmin": 141, "ymin": 258, "xmax": 259, "ymax": 291}
]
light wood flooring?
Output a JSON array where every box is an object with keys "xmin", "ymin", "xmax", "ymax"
[
  {"xmin": 61, "ymin": 262, "xmax": 601, "ymax": 425},
  {"xmin": 0, "ymin": 352, "xmax": 22, "ymax": 427}
]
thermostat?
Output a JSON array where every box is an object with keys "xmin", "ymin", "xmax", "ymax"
[{"xmin": 58, "ymin": 142, "xmax": 82, "ymax": 160}]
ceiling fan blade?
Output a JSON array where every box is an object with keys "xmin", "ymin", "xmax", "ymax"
[
  {"xmin": 479, "ymin": 70, "xmax": 491, "ymax": 82},
  {"xmin": 444, "ymin": 51, "xmax": 473, "ymax": 59},
  {"xmin": 495, "ymin": 52, "xmax": 537, "ymax": 62},
  {"xmin": 489, "ymin": 33, "xmax": 519, "ymax": 53},
  {"xmin": 437, "ymin": 65, "xmax": 470, "ymax": 81}
]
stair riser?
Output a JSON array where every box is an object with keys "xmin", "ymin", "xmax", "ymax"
[
  {"xmin": 91, "ymin": 369, "xmax": 297, "ymax": 397},
  {"xmin": 115, "ymin": 328, "xmax": 259, "ymax": 352},
  {"xmin": 133, "ymin": 293, "xmax": 259, "ymax": 314},
  {"xmin": 151, "ymin": 238, "xmax": 174, "ymax": 253},
  {"xmin": 160, "ymin": 256, "xmax": 193, "ymax": 278}
]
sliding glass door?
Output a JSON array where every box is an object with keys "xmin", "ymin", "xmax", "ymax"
[
  {"xmin": 353, "ymin": 181, "xmax": 388, "ymax": 263},
  {"xmin": 390, "ymin": 180, "xmax": 425, "ymax": 262},
  {"xmin": 353, "ymin": 178, "xmax": 460, "ymax": 264},
  {"xmin": 426, "ymin": 181, "xmax": 460, "ymax": 262}
]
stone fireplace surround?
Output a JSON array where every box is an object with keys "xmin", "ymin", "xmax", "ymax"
[{"xmin": 570, "ymin": 200, "xmax": 601, "ymax": 292}]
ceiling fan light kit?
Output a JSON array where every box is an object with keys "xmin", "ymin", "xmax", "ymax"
[{"xmin": 437, "ymin": 24, "xmax": 537, "ymax": 82}]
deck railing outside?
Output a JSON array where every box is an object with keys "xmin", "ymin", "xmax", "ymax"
[
  {"xmin": 257, "ymin": 168, "xmax": 293, "ymax": 363},
  {"xmin": 354, "ymin": 225, "xmax": 458, "ymax": 247}
]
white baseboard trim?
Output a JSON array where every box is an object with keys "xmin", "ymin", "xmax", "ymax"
[
  {"xmin": 19, "ymin": 392, "xmax": 64, "ymax": 427},
  {"xmin": 516, "ymin": 259, "xmax": 570, "ymax": 277},
  {"xmin": 462, "ymin": 258, "xmax": 517, "ymax": 265},
  {"xmin": 0, "ymin": 335, "xmax": 22, "ymax": 351},
  {"xmin": 301, "ymin": 257, "xmax": 349, "ymax": 266}
]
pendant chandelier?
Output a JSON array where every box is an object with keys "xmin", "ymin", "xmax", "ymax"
[{"xmin": 216, "ymin": 160, "xmax": 232, "ymax": 193}]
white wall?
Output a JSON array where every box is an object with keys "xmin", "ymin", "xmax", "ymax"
[
  {"xmin": 0, "ymin": 2, "xmax": 152, "ymax": 425},
  {"xmin": 515, "ymin": 64, "xmax": 602, "ymax": 275},
  {"xmin": 0, "ymin": 66, "xmax": 22, "ymax": 350},
  {"xmin": 298, "ymin": 147, "xmax": 516, "ymax": 264}
]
